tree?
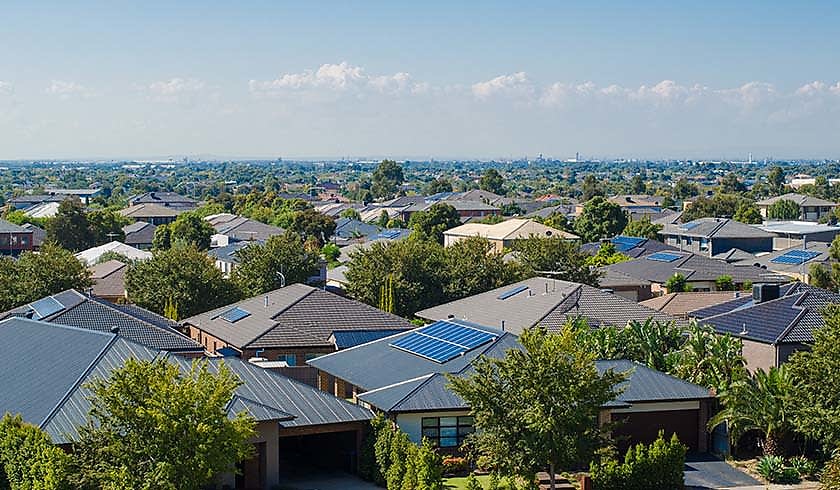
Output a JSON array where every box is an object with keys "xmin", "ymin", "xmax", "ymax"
[
  {"xmin": 71, "ymin": 358, "xmax": 255, "ymax": 490},
  {"xmin": 787, "ymin": 305, "xmax": 840, "ymax": 452},
  {"xmin": 449, "ymin": 326, "xmax": 628, "ymax": 489},
  {"xmin": 322, "ymin": 242, "xmax": 341, "ymax": 263},
  {"xmin": 339, "ymin": 208, "xmax": 362, "ymax": 221},
  {"xmin": 767, "ymin": 199, "xmax": 801, "ymax": 220},
  {"xmin": 442, "ymin": 237, "xmax": 522, "ymax": 301},
  {"xmin": 767, "ymin": 166, "xmax": 785, "ymax": 193},
  {"xmin": 513, "ymin": 237, "xmax": 601, "ymax": 287},
  {"xmin": 668, "ymin": 322, "xmax": 747, "ymax": 394},
  {"xmin": 574, "ymin": 197, "xmax": 628, "ymax": 243},
  {"xmin": 622, "ymin": 216, "xmax": 662, "ymax": 240},
  {"xmin": 288, "ymin": 209, "xmax": 336, "ymax": 245},
  {"xmin": 585, "ymin": 242, "xmax": 629, "ymax": 267},
  {"xmin": 719, "ymin": 173, "xmax": 746, "ymax": 194},
  {"xmin": 479, "ymin": 169, "xmax": 505, "ymax": 195},
  {"xmin": 809, "ymin": 263, "xmax": 835, "ymax": 290},
  {"xmin": 0, "ymin": 243, "xmax": 92, "ymax": 311},
  {"xmin": 46, "ymin": 198, "xmax": 93, "ymax": 251},
  {"xmin": 664, "ymin": 273, "xmax": 691, "ymax": 293},
  {"xmin": 371, "ymin": 160, "xmax": 404, "ymax": 199},
  {"xmin": 572, "ymin": 318, "xmax": 684, "ymax": 373},
  {"xmin": 0, "ymin": 414, "xmax": 71, "ymax": 490},
  {"xmin": 168, "ymin": 212, "xmax": 215, "ymax": 250},
  {"xmin": 682, "ymin": 193, "xmax": 747, "ymax": 221},
  {"xmin": 715, "ymin": 275, "xmax": 736, "ymax": 291},
  {"xmin": 152, "ymin": 223, "xmax": 172, "ymax": 250},
  {"xmin": 673, "ymin": 178, "xmax": 699, "ymax": 200},
  {"xmin": 409, "ymin": 203, "xmax": 461, "ymax": 244},
  {"xmin": 125, "ymin": 243, "xmax": 241, "ymax": 317},
  {"xmin": 733, "ymin": 202, "xmax": 763, "ymax": 224},
  {"xmin": 629, "ymin": 174, "xmax": 646, "ymax": 194},
  {"xmin": 425, "ymin": 177, "xmax": 453, "ymax": 195},
  {"xmin": 708, "ymin": 366, "xmax": 794, "ymax": 456},
  {"xmin": 581, "ymin": 174, "xmax": 603, "ymax": 202},
  {"xmin": 231, "ymin": 233, "xmax": 322, "ymax": 297}
]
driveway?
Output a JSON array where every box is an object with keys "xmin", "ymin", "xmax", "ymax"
[
  {"xmin": 277, "ymin": 470, "xmax": 380, "ymax": 490},
  {"xmin": 684, "ymin": 454, "xmax": 760, "ymax": 489}
]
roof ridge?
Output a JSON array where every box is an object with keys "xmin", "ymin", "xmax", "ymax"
[
  {"xmin": 226, "ymin": 394, "xmax": 296, "ymax": 420},
  {"xmin": 244, "ymin": 287, "xmax": 318, "ymax": 348},
  {"xmin": 390, "ymin": 373, "xmax": 449, "ymax": 412},
  {"xmin": 86, "ymin": 297, "xmax": 191, "ymax": 341},
  {"xmin": 305, "ymin": 328, "xmax": 414, "ymax": 365}
]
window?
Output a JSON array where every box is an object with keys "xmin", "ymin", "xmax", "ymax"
[
  {"xmin": 684, "ymin": 237, "xmax": 693, "ymax": 245},
  {"xmin": 421, "ymin": 416, "xmax": 474, "ymax": 448},
  {"xmin": 304, "ymin": 353, "xmax": 320, "ymax": 362},
  {"xmin": 699, "ymin": 238, "xmax": 709, "ymax": 251},
  {"xmin": 278, "ymin": 354, "xmax": 296, "ymax": 366}
]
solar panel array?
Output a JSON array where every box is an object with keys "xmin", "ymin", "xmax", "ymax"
[
  {"xmin": 29, "ymin": 297, "xmax": 65, "ymax": 320},
  {"xmin": 378, "ymin": 229, "xmax": 402, "ymax": 240},
  {"xmin": 390, "ymin": 320, "xmax": 497, "ymax": 363},
  {"xmin": 681, "ymin": 222, "xmax": 700, "ymax": 230},
  {"xmin": 497, "ymin": 285, "xmax": 529, "ymax": 300},
  {"xmin": 647, "ymin": 252, "xmax": 683, "ymax": 262},
  {"xmin": 220, "ymin": 306, "xmax": 250, "ymax": 323},
  {"xmin": 770, "ymin": 249, "xmax": 821, "ymax": 265},
  {"xmin": 612, "ymin": 236, "xmax": 645, "ymax": 252}
]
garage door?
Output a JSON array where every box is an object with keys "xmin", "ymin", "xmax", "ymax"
[{"xmin": 611, "ymin": 409, "xmax": 699, "ymax": 453}]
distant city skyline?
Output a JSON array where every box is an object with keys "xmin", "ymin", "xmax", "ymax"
[{"xmin": 1, "ymin": 1, "xmax": 839, "ymax": 159}]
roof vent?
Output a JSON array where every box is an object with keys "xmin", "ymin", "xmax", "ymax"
[
  {"xmin": 110, "ymin": 326, "xmax": 120, "ymax": 334},
  {"xmin": 739, "ymin": 323, "xmax": 748, "ymax": 336}
]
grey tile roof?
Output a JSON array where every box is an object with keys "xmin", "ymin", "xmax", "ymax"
[
  {"xmin": 129, "ymin": 191, "xmax": 197, "ymax": 207},
  {"xmin": 416, "ymin": 277, "xmax": 682, "ymax": 335},
  {"xmin": 0, "ymin": 319, "xmax": 371, "ymax": 444},
  {"xmin": 604, "ymin": 251, "xmax": 789, "ymax": 285},
  {"xmin": 700, "ymin": 285, "xmax": 840, "ymax": 344},
  {"xmin": 0, "ymin": 219, "xmax": 28, "ymax": 233},
  {"xmin": 209, "ymin": 215, "xmax": 285, "ymax": 242},
  {"xmin": 581, "ymin": 238, "xmax": 679, "ymax": 259},
  {"xmin": 0, "ymin": 289, "xmax": 203, "ymax": 352},
  {"xmin": 182, "ymin": 284, "xmax": 413, "ymax": 349},
  {"xmin": 661, "ymin": 218, "xmax": 774, "ymax": 239},
  {"xmin": 757, "ymin": 193, "xmax": 837, "ymax": 208},
  {"xmin": 689, "ymin": 282, "xmax": 810, "ymax": 319},
  {"xmin": 334, "ymin": 218, "xmax": 382, "ymax": 239},
  {"xmin": 122, "ymin": 221, "xmax": 156, "ymax": 245},
  {"xmin": 752, "ymin": 242, "xmax": 831, "ymax": 274},
  {"xmin": 208, "ymin": 241, "xmax": 253, "ymax": 264},
  {"xmin": 711, "ymin": 248, "xmax": 757, "ymax": 263}
]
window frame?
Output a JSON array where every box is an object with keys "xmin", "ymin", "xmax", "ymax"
[{"xmin": 420, "ymin": 415, "xmax": 474, "ymax": 448}]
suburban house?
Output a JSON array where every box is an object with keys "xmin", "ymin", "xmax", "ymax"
[
  {"xmin": 308, "ymin": 320, "xmax": 714, "ymax": 453},
  {"xmin": 89, "ymin": 259, "xmax": 129, "ymax": 302},
  {"xmin": 0, "ymin": 218, "xmax": 34, "ymax": 256},
  {"xmin": 604, "ymin": 250, "xmax": 788, "ymax": 294},
  {"xmin": 605, "ymin": 194, "xmax": 667, "ymax": 220},
  {"xmin": 416, "ymin": 277, "xmax": 681, "ymax": 335},
  {"xmin": 333, "ymin": 217, "xmax": 383, "ymax": 241},
  {"xmin": 597, "ymin": 269, "xmax": 655, "ymax": 302},
  {"xmin": 22, "ymin": 201, "xmax": 60, "ymax": 218},
  {"xmin": 752, "ymin": 242, "xmax": 831, "ymax": 283},
  {"xmin": 659, "ymin": 218, "xmax": 775, "ymax": 256},
  {"xmin": 581, "ymin": 235, "xmax": 679, "ymax": 259},
  {"xmin": 128, "ymin": 191, "xmax": 197, "ymax": 210},
  {"xmin": 43, "ymin": 187, "xmax": 102, "ymax": 204},
  {"xmin": 443, "ymin": 218, "xmax": 579, "ymax": 251},
  {"xmin": 756, "ymin": 193, "xmax": 838, "ymax": 222},
  {"xmin": 400, "ymin": 199, "xmax": 500, "ymax": 223},
  {"xmin": 205, "ymin": 213, "xmax": 286, "ymax": 247},
  {"xmin": 122, "ymin": 221, "xmax": 157, "ymax": 249},
  {"xmin": 9, "ymin": 193, "xmax": 68, "ymax": 209},
  {"xmin": 0, "ymin": 317, "xmax": 372, "ymax": 490},
  {"xmin": 20, "ymin": 223, "xmax": 46, "ymax": 250},
  {"xmin": 696, "ymin": 283, "xmax": 839, "ymax": 371},
  {"xmin": 640, "ymin": 291, "xmax": 750, "ymax": 319},
  {"xmin": 208, "ymin": 241, "xmax": 253, "ymax": 276},
  {"xmin": 0, "ymin": 289, "xmax": 204, "ymax": 355},
  {"xmin": 181, "ymin": 284, "xmax": 414, "ymax": 365},
  {"xmin": 119, "ymin": 203, "xmax": 181, "ymax": 225},
  {"xmin": 75, "ymin": 240, "xmax": 152, "ymax": 266},
  {"xmin": 755, "ymin": 220, "xmax": 840, "ymax": 250}
]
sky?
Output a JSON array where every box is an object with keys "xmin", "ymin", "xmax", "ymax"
[{"xmin": 1, "ymin": 1, "xmax": 839, "ymax": 160}]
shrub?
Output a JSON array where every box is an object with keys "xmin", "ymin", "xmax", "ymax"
[
  {"xmin": 465, "ymin": 473, "xmax": 484, "ymax": 490},
  {"xmin": 789, "ymin": 455, "xmax": 817, "ymax": 479},
  {"xmin": 0, "ymin": 414, "xmax": 70, "ymax": 490},
  {"xmin": 590, "ymin": 432, "xmax": 686, "ymax": 490},
  {"xmin": 442, "ymin": 456, "xmax": 470, "ymax": 476},
  {"xmin": 755, "ymin": 455, "xmax": 800, "ymax": 484},
  {"xmin": 822, "ymin": 452, "xmax": 840, "ymax": 489}
]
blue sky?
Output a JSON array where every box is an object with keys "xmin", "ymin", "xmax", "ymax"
[{"xmin": 1, "ymin": 1, "xmax": 839, "ymax": 159}]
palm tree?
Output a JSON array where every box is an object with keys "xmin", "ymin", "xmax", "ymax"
[
  {"xmin": 708, "ymin": 366, "xmax": 794, "ymax": 456},
  {"xmin": 668, "ymin": 321, "xmax": 747, "ymax": 394}
]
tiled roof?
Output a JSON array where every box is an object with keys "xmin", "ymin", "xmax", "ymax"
[
  {"xmin": 182, "ymin": 284, "xmax": 413, "ymax": 349},
  {"xmin": 752, "ymin": 242, "xmax": 831, "ymax": 274},
  {"xmin": 122, "ymin": 221, "xmax": 156, "ymax": 245},
  {"xmin": 207, "ymin": 214, "xmax": 285, "ymax": 242},
  {"xmin": 89, "ymin": 259, "xmax": 128, "ymax": 298},
  {"xmin": 661, "ymin": 218, "xmax": 774, "ymax": 239},
  {"xmin": 604, "ymin": 251, "xmax": 789, "ymax": 285},
  {"xmin": 129, "ymin": 191, "xmax": 197, "ymax": 206},
  {"xmin": 756, "ymin": 193, "xmax": 837, "ymax": 208},
  {"xmin": 119, "ymin": 203, "xmax": 181, "ymax": 218},
  {"xmin": 445, "ymin": 218, "xmax": 578, "ymax": 240},
  {"xmin": 0, "ymin": 219, "xmax": 28, "ymax": 233},
  {"xmin": 640, "ymin": 291, "xmax": 748, "ymax": 318}
]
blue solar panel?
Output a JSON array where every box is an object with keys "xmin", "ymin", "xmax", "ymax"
[
  {"xmin": 771, "ymin": 250, "xmax": 820, "ymax": 265},
  {"xmin": 378, "ymin": 229, "xmax": 402, "ymax": 239},
  {"xmin": 390, "ymin": 320, "xmax": 498, "ymax": 363},
  {"xmin": 220, "ymin": 307, "xmax": 250, "ymax": 323},
  {"xmin": 497, "ymin": 285, "xmax": 529, "ymax": 300},
  {"xmin": 647, "ymin": 252, "xmax": 682, "ymax": 262},
  {"xmin": 29, "ymin": 297, "xmax": 65, "ymax": 320},
  {"xmin": 681, "ymin": 222, "xmax": 700, "ymax": 230}
]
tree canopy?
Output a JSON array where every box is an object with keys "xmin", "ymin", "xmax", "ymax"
[
  {"xmin": 622, "ymin": 216, "xmax": 662, "ymax": 240},
  {"xmin": 479, "ymin": 169, "xmax": 505, "ymax": 195},
  {"xmin": 231, "ymin": 232, "xmax": 322, "ymax": 297},
  {"xmin": 513, "ymin": 236, "xmax": 601, "ymax": 287},
  {"xmin": 574, "ymin": 197, "xmax": 628, "ymax": 242},
  {"xmin": 767, "ymin": 199, "xmax": 800, "ymax": 220},
  {"xmin": 0, "ymin": 243, "xmax": 92, "ymax": 311},
  {"xmin": 408, "ymin": 203, "xmax": 461, "ymax": 244},
  {"xmin": 371, "ymin": 160, "xmax": 404, "ymax": 199}
]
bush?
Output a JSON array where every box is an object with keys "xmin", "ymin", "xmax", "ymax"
[
  {"xmin": 822, "ymin": 452, "xmax": 840, "ymax": 489},
  {"xmin": 789, "ymin": 455, "xmax": 817, "ymax": 479},
  {"xmin": 442, "ymin": 456, "xmax": 470, "ymax": 476},
  {"xmin": 372, "ymin": 419, "xmax": 444, "ymax": 490},
  {"xmin": 0, "ymin": 414, "xmax": 70, "ymax": 490},
  {"xmin": 465, "ymin": 473, "xmax": 484, "ymax": 490},
  {"xmin": 755, "ymin": 455, "xmax": 800, "ymax": 484},
  {"xmin": 590, "ymin": 432, "xmax": 686, "ymax": 490}
]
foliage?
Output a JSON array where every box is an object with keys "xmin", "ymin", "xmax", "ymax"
[
  {"xmin": 479, "ymin": 169, "xmax": 505, "ymax": 195},
  {"xmin": 581, "ymin": 174, "xmax": 603, "ymax": 201},
  {"xmin": 372, "ymin": 160, "xmax": 405, "ymax": 199},
  {"xmin": 425, "ymin": 177, "xmax": 453, "ymax": 195},
  {"xmin": 788, "ymin": 305, "xmax": 840, "ymax": 452},
  {"xmin": 442, "ymin": 237, "xmax": 523, "ymax": 302},
  {"xmin": 125, "ymin": 243, "xmax": 241, "ymax": 317},
  {"xmin": 0, "ymin": 414, "xmax": 71, "ymax": 490},
  {"xmin": 0, "ymin": 243, "xmax": 92, "ymax": 311},
  {"xmin": 442, "ymin": 457, "xmax": 470, "ymax": 476},
  {"xmin": 755, "ymin": 455, "xmax": 800, "ymax": 484},
  {"xmin": 322, "ymin": 242, "xmax": 341, "ymax": 263},
  {"xmin": 682, "ymin": 193, "xmax": 750, "ymax": 221},
  {"xmin": 46, "ymin": 198, "xmax": 93, "ymax": 251},
  {"xmin": 288, "ymin": 209, "xmax": 336, "ymax": 245},
  {"xmin": 449, "ymin": 326, "xmax": 628, "ymax": 487},
  {"xmin": 359, "ymin": 414, "xmax": 388, "ymax": 484},
  {"xmin": 409, "ymin": 203, "xmax": 461, "ymax": 244},
  {"xmin": 512, "ymin": 237, "xmax": 601, "ymax": 287},
  {"xmin": 371, "ymin": 418, "xmax": 444, "ymax": 490},
  {"xmin": 767, "ymin": 166, "xmax": 786, "ymax": 193},
  {"xmin": 465, "ymin": 473, "xmax": 483, "ymax": 490},
  {"xmin": 809, "ymin": 263, "xmax": 835, "ymax": 290},
  {"xmin": 733, "ymin": 202, "xmax": 763, "ymax": 224},
  {"xmin": 715, "ymin": 274, "xmax": 735, "ymax": 291},
  {"xmin": 589, "ymin": 432, "xmax": 686, "ymax": 490},
  {"xmin": 231, "ymin": 232, "xmax": 321, "ymax": 296},
  {"xmin": 672, "ymin": 178, "xmax": 699, "ymax": 200},
  {"xmin": 788, "ymin": 455, "xmax": 817, "ymax": 479},
  {"xmin": 573, "ymin": 197, "xmax": 628, "ymax": 243},
  {"xmin": 572, "ymin": 318, "xmax": 685, "ymax": 373},
  {"xmin": 232, "ymin": 191, "xmax": 313, "ymax": 228},
  {"xmin": 767, "ymin": 199, "xmax": 801, "ymax": 220},
  {"xmin": 822, "ymin": 452, "xmax": 840, "ymax": 489},
  {"xmin": 168, "ymin": 212, "xmax": 215, "ymax": 249},
  {"xmin": 668, "ymin": 322, "xmax": 747, "ymax": 394},
  {"xmin": 719, "ymin": 172, "xmax": 747, "ymax": 194},
  {"xmin": 585, "ymin": 242, "xmax": 630, "ymax": 267},
  {"xmin": 709, "ymin": 366, "xmax": 795, "ymax": 456},
  {"xmin": 340, "ymin": 207, "xmax": 362, "ymax": 220},
  {"xmin": 96, "ymin": 250, "xmax": 132, "ymax": 265},
  {"xmin": 664, "ymin": 273, "xmax": 691, "ymax": 292},
  {"xmin": 71, "ymin": 359, "xmax": 255, "ymax": 490},
  {"xmin": 621, "ymin": 216, "xmax": 662, "ymax": 240}
]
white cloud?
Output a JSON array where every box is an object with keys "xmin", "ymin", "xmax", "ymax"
[
  {"xmin": 249, "ymin": 62, "xmax": 428, "ymax": 98},
  {"xmin": 45, "ymin": 80, "xmax": 92, "ymax": 98},
  {"xmin": 795, "ymin": 80, "xmax": 840, "ymax": 97},
  {"xmin": 0, "ymin": 81, "xmax": 12, "ymax": 96},
  {"xmin": 471, "ymin": 72, "xmax": 531, "ymax": 99},
  {"xmin": 148, "ymin": 78, "xmax": 206, "ymax": 96}
]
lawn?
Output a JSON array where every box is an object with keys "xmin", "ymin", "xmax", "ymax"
[{"xmin": 444, "ymin": 474, "xmax": 491, "ymax": 489}]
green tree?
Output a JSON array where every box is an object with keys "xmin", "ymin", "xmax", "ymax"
[
  {"xmin": 767, "ymin": 166, "xmax": 785, "ymax": 193},
  {"xmin": 443, "ymin": 236, "xmax": 522, "ymax": 301},
  {"xmin": 479, "ymin": 169, "xmax": 505, "ymax": 195},
  {"xmin": 585, "ymin": 242, "xmax": 629, "ymax": 267},
  {"xmin": 715, "ymin": 275, "xmax": 736, "ymax": 291},
  {"xmin": 0, "ymin": 414, "xmax": 71, "ymax": 490},
  {"xmin": 513, "ymin": 237, "xmax": 601, "ymax": 287},
  {"xmin": 168, "ymin": 212, "xmax": 215, "ymax": 250},
  {"xmin": 322, "ymin": 242, "xmax": 341, "ymax": 263},
  {"xmin": 87, "ymin": 208, "xmax": 129, "ymax": 245},
  {"xmin": 409, "ymin": 203, "xmax": 461, "ymax": 244},
  {"xmin": 809, "ymin": 263, "xmax": 835, "ymax": 290},
  {"xmin": 339, "ymin": 208, "xmax": 362, "ymax": 220},
  {"xmin": 449, "ymin": 326, "xmax": 628, "ymax": 489},
  {"xmin": 629, "ymin": 174, "xmax": 646, "ymax": 194},
  {"xmin": 425, "ymin": 177, "xmax": 453, "ymax": 195},
  {"xmin": 71, "ymin": 358, "xmax": 255, "ymax": 490},
  {"xmin": 152, "ymin": 223, "xmax": 172, "ymax": 250},
  {"xmin": 664, "ymin": 273, "xmax": 691, "ymax": 292},
  {"xmin": 231, "ymin": 233, "xmax": 321, "ymax": 296},
  {"xmin": 125, "ymin": 243, "xmax": 241, "ymax": 317},
  {"xmin": 371, "ymin": 160, "xmax": 405, "ymax": 199},
  {"xmin": 767, "ymin": 199, "xmax": 801, "ymax": 220},
  {"xmin": 682, "ymin": 193, "xmax": 746, "ymax": 221},
  {"xmin": 622, "ymin": 216, "xmax": 662, "ymax": 240},
  {"xmin": 673, "ymin": 178, "xmax": 699, "ymax": 200},
  {"xmin": 288, "ymin": 209, "xmax": 336, "ymax": 245},
  {"xmin": 668, "ymin": 322, "xmax": 747, "ymax": 394},
  {"xmin": 1, "ymin": 243, "xmax": 92, "ymax": 310},
  {"xmin": 574, "ymin": 197, "xmax": 628, "ymax": 242},
  {"xmin": 719, "ymin": 172, "xmax": 747, "ymax": 194},
  {"xmin": 46, "ymin": 198, "xmax": 93, "ymax": 251},
  {"xmin": 733, "ymin": 202, "xmax": 763, "ymax": 224}
]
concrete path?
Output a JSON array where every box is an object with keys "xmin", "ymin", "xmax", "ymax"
[
  {"xmin": 684, "ymin": 454, "xmax": 760, "ymax": 489},
  {"xmin": 277, "ymin": 470, "xmax": 381, "ymax": 490}
]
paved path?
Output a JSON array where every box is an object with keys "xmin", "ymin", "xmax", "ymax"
[
  {"xmin": 278, "ymin": 471, "xmax": 381, "ymax": 490},
  {"xmin": 684, "ymin": 454, "xmax": 760, "ymax": 489}
]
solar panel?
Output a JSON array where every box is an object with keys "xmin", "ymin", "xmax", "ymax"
[
  {"xmin": 681, "ymin": 222, "xmax": 700, "ymax": 230},
  {"xmin": 771, "ymin": 250, "xmax": 820, "ymax": 265},
  {"xmin": 378, "ymin": 229, "xmax": 401, "ymax": 239},
  {"xmin": 220, "ymin": 307, "xmax": 250, "ymax": 323},
  {"xmin": 647, "ymin": 252, "xmax": 682, "ymax": 262},
  {"xmin": 390, "ymin": 320, "xmax": 497, "ymax": 363},
  {"xmin": 497, "ymin": 285, "xmax": 529, "ymax": 300},
  {"xmin": 29, "ymin": 297, "xmax": 65, "ymax": 320}
]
